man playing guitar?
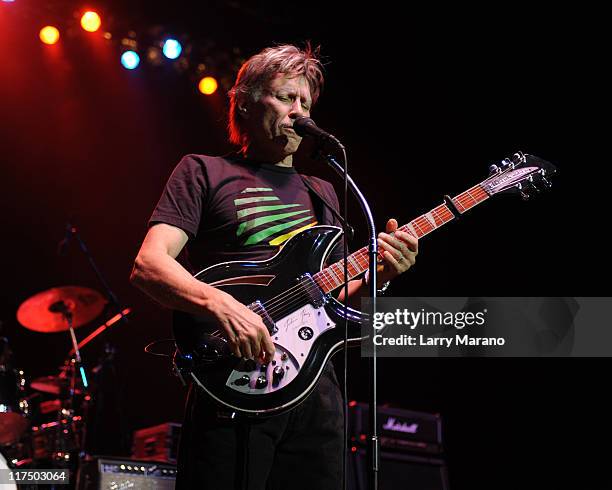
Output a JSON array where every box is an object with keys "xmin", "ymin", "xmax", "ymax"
[{"xmin": 130, "ymin": 44, "xmax": 417, "ymax": 489}]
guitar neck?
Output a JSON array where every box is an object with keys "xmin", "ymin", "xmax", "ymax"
[{"xmin": 313, "ymin": 182, "xmax": 490, "ymax": 294}]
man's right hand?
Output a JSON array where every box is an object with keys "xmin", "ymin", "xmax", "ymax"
[
  {"xmin": 130, "ymin": 223, "xmax": 275, "ymax": 362},
  {"xmin": 205, "ymin": 288, "xmax": 276, "ymax": 362}
]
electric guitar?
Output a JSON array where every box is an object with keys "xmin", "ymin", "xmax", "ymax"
[{"xmin": 173, "ymin": 152, "xmax": 556, "ymax": 416}]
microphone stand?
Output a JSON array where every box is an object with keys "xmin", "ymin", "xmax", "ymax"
[
  {"xmin": 64, "ymin": 223, "xmax": 129, "ymax": 325},
  {"xmin": 60, "ymin": 223, "xmax": 129, "ymax": 461},
  {"xmin": 319, "ymin": 152, "xmax": 380, "ymax": 490}
]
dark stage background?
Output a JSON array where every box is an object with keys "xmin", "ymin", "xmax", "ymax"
[{"xmin": 1, "ymin": 1, "xmax": 609, "ymax": 488}]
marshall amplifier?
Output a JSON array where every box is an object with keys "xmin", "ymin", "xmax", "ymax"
[
  {"xmin": 348, "ymin": 449, "xmax": 450, "ymax": 490},
  {"xmin": 348, "ymin": 402, "xmax": 443, "ymax": 454},
  {"xmin": 76, "ymin": 457, "xmax": 177, "ymax": 489}
]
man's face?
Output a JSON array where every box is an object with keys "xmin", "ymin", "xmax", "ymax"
[{"xmin": 243, "ymin": 73, "xmax": 313, "ymax": 161}]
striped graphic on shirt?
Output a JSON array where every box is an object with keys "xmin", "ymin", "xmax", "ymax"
[{"xmin": 234, "ymin": 187, "xmax": 317, "ymax": 246}]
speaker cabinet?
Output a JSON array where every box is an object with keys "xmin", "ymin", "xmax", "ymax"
[{"xmin": 348, "ymin": 449, "xmax": 449, "ymax": 490}]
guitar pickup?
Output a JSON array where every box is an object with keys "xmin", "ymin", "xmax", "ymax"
[
  {"xmin": 249, "ymin": 300, "xmax": 277, "ymax": 334},
  {"xmin": 298, "ymin": 273, "xmax": 326, "ymax": 308}
]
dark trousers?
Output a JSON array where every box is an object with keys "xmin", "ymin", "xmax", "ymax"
[{"xmin": 176, "ymin": 364, "xmax": 344, "ymax": 490}]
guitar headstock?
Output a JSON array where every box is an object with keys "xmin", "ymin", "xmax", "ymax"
[{"xmin": 481, "ymin": 152, "xmax": 557, "ymax": 200}]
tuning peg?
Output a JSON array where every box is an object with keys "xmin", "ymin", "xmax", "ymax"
[
  {"xmin": 536, "ymin": 170, "xmax": 552, "ymax": 188},
  {"xmin": 516, "ymin": 183, "xmax": 530, "ymax": 200},
  {"xmin": 489, "ymin": 164, "xmax": 501, "ymax": 175},
  {"xmin": 517, "ymin": 184, "xmax": 530, "ymax": 200},
  {"xmin": 511, "ymin": 151, "xmax": 526, "ymax": 164},
  {"xmin": 501, "ymin": 158, "xmax": 512, "ymax": 167},
  {"xmin": 526, "ymin": 176, "xmax": 541, "ymax": 193}
]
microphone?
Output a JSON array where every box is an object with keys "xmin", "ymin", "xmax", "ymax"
[
  {"xmin": 292, "ymin": 117, "xmax": 344, "ymax": 149},
  {"xmin": 57, "ymin": 222, "xmax": 76, "ymax": 256}
]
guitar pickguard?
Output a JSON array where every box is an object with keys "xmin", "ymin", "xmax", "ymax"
[{"xmin": 225, "ymin": 304, "xmax": 335, "ymax": 395}]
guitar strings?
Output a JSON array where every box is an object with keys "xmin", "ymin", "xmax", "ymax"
[
  {"xmin": 201, "ymin": 178, "xmax": 542, "ymax": 344},
  {"xmin": 201, "ymin": 178, "xmax": 531, "ymax": 344},
  {"xmin": 251, "ymin": 217, "xmax": 455, "ymax": 318},
  {"xmin": 251, "ymin": 188, "xmax": 485, "ymax": 314},
  {"xmin": 212, "ymin": 188, "xmax": 489, "ymax": 328},
  {"xmin": 256, "ymin": 220, "xmax": 444, "ymax": 316}
]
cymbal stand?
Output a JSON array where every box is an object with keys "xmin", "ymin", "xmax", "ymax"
[{"xmin": 49, "ymin": 301, "xmax": 88, "ymax": 395}]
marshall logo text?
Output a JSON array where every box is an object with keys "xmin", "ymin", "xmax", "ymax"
[{"xmin": 382, "ymin": 417, "xmax": 419, "ymax": 434}]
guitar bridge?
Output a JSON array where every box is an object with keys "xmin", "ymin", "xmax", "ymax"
[{"xmin": 247, "ymin": 274, "xmax": 326, "ymax": 334}]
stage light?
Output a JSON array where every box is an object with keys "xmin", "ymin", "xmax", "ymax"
[
  {"xmin": 39, "ymin": 26, "xmax": 60, "ymax": 45},
  {"xmin": 121, "ymin": 51, "xmax": 140, "ymax": 70},
  {"xmin": 162, "ymin": 39, "xmax": 182, "ymax": 59},
  {"xmin": 146, "ymin": 46, "xmax": 163, "ymax": 66},
  {"xmin": 198, "ymin": 76, "xmax": 218, "ymax": 95},
  {"xmin": 81, "ymin": 11, "xmax": 101, "ymax": 32}
]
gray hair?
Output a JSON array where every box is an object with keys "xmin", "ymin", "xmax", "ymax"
[{"xmin": 228, "ymin": 44, "xmax": 324, "ymax": 147}]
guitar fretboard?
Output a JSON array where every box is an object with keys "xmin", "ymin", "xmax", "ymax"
[{"xmin": 313, "ymin": 183, "xmax": 490, "ymax": 294}]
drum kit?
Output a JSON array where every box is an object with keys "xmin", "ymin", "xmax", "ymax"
[{"xmin": 1, "ymin": 285, "xmax": 130, "ymax": 486}]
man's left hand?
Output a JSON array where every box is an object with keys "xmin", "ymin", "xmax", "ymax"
[{"xmin": 376, "ymin": 218, "xmax": 418, "ymax": 285}]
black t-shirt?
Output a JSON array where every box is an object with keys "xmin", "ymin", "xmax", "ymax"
[{"xmin": 149, "ymin": 154, "xmax": 343, "ymax": 274}]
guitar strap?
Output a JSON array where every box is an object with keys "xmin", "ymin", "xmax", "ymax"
[{"xmin": 299, "ymin": 174, "xmax": 354, "ymax": 239}]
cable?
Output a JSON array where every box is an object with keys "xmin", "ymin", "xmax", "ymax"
[{"xmin": 144, "ymin": 339, "xmax": 176, "ymax": 357}]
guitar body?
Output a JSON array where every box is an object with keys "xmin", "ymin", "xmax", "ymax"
[{"xmin": 173, "ymin": 225, "xmax": 366, "ymax": 416}]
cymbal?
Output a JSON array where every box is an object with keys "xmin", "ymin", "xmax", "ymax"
[
  {"xmin": 17, "ymin": 286, "xmax": 106, "ymax": 333},
  {"xmin": 30, "ymin": 375, "xmax": 81, "ymax": 395}
]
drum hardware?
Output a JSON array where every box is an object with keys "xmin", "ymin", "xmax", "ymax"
[
  {"xmin": 31, "ymin": 413, "xmax": 84, "ymax": 464},
  {"xmin": 68, "ymin": 308, "xmax": 131, "ymax": 356},
  {"xmin": 9, "ymin": 283, "xmax": 129, "ymax": 478},
  {"xmin": 5, "ymin": 223, "xmax": 132, "ymax": 479},
  {"xmin": 0, "ymin": 338, "xmax": 30, "ymax": 446},
  {"xmin": 31, "ymin": 375, "xmax": 80, "ymax": 397},
  {"xmin": 39, "ymin": 399, "xmax": 63, "ymax": 415}
]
